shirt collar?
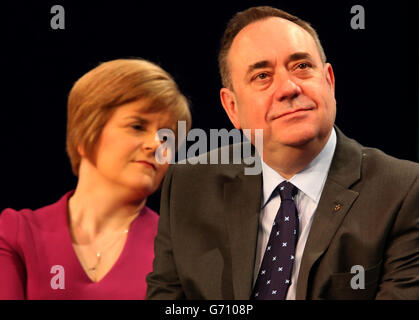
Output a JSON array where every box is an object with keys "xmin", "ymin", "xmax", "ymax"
[{"xmin": 261, "ymin": 128, "xmax": 337, "ymax": 207}]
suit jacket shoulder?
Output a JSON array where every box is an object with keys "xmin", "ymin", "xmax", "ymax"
[{"xmin": 298, "ymin": 128, "xmax": 419, "ymax": 299}]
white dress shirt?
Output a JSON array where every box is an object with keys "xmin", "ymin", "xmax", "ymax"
[{"xmin": 253, "ymin": 128, "xmax": 337, "ymax": 299}]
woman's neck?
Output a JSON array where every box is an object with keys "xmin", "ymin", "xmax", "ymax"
[{"xmin": 68, "ymin": 165, "xmax": 146, "ymax": 240}]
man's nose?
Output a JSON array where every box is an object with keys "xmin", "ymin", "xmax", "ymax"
[{"xmin": 273, "ymin": 74, "xmax": 302, "ymax": 102}]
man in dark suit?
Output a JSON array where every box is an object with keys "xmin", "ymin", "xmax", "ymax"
[{"xmin": 146, "ymin": 6, "xmax": 419, "ymax": 299}]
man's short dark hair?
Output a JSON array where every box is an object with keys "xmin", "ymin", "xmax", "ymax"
[{"xmin": 218, "ymin": 6, "xmax": 327, "ymax": 89}]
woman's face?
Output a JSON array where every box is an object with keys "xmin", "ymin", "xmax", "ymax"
[{"xmin": 89, "ymin": 99, "xmax": 175, "ymax": 198}]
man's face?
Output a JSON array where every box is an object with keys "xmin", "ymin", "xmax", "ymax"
[{"xmin": 221, "ymin": 17, "xmax": 336, "ymax": 155}]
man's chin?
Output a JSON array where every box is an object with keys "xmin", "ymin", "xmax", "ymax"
[{"xmin": 272, "ymin": 128, "xmax": 318, "ymax": 148}]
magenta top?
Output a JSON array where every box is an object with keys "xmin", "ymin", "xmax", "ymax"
[{"xmin": 0, "ymin": 191, "xmax": 159, "ymax": 300}]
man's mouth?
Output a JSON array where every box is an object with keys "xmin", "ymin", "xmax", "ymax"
[{"xmin": 270, "ymin": 107, "xmax": 314, "ymax": 120}]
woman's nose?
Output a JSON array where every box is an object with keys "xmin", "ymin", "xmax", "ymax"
[{"xmin": 143, "ymin": 132, "xmax": 162, "ymax": 152}]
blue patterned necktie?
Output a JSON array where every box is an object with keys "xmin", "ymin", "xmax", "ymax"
[{"xmin": 252, "ymin": 181, "xmax": 299, "ymax": 300}]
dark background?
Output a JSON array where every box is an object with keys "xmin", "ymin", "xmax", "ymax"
[{"xmin": 1, "ymin": 0, "xmax": 418, "ymax": 213}]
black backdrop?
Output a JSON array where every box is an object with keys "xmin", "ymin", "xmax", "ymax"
[{"xmin": 1, "ymin": 0, "xmax": 418, "ymax": 213}]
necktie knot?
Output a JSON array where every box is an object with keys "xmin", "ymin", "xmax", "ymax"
[{"xmin": 277, "ymin": 181, "xmax": 298, "ymax": 201}]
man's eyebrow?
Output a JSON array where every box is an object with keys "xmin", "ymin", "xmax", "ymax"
[
  {"xmin": 246, "ymin": 53, "xmax": 315, "ymax": 75},
  {"xmin": 285, "ymin": 52, "xmax": 314, "ymax": 65},
  {"xmin": 246, "ymin": 60, "xmax": 273, "ymax": 75}
]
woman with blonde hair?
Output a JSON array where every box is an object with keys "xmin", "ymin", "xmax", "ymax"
[{"xmin": 0, "ymin": 58, "xmax": 191, "ymax": 299}]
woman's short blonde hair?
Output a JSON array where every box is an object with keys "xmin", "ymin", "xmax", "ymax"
[{"xmin": 66, "ymin": 58, "xmax": 191, "ymax": 176}]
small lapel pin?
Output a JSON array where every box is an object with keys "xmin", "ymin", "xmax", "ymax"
[{"xmin": 334, "ymin": 204, "xmax": 342, "ymax": 212}]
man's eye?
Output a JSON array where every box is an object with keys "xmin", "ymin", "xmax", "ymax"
[
  {"xmin": 297, "ymin": 63, "xmax": 310, "ymax": 69},
  {"xmin": 253, "ymin": 72, "xmax": 270, "ymax": 81}
]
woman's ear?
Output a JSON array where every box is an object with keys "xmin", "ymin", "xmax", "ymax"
[{"xmin": 77, "ymin": 144, "xmax": 86, "ymax": 157}]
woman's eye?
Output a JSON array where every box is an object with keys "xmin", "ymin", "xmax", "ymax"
[{"xmin": 131, "ymin": 124, "xmax": 143, "ymax": 131}]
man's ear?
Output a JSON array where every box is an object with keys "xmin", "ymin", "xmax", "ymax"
[
  {"xmin": 220, "ymin": 87, "xmax": 241, "ymax": 129},
  {"xmin": 324, "ymin": 63, "xmax": 335, "ymax": 95}
]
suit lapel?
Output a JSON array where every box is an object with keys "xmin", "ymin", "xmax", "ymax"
[
  {"xmin": 224, "ymin": 167, "xmax": 262, "ymax": 299},
  {"xmin": 296, "ymin": 128, "xmax": 363, "ymax": 299}
]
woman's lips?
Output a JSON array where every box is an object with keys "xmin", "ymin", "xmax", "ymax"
[{"xmin": 135, "ymin": 160, "xmax": 156, "ymax": 170}]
